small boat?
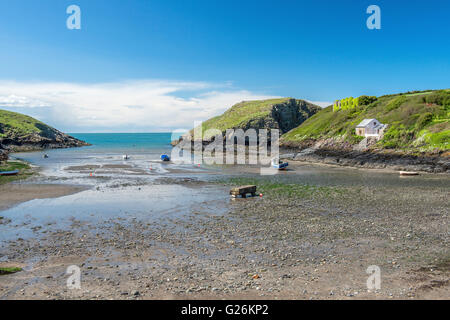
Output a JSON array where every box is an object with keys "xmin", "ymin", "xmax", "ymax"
[
  {"xmin": 271, "ymin": 158, "xmax": 288, "ymax": 170},
  {"xmin": 123, "ymin": 154, "xmax": 130, "ymax": 160},
  {"xmin": 0, "ymin": 170, "xmax": 19, "ymax": 176},
  {"xmin": 161, "ymin": 154, "xmax": 171, "ymax": 162},
  {"xmin": 43, "ymin": 154, "xmax": 49, "ymax": 159},
  {"xmin": 399, "ymin": 171, "xmax": 419, "ymax": 176}
]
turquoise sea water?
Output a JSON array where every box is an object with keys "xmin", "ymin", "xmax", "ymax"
[
  {"xmin": 9, "ymin": 133, "xmax": 195, "ymax": 186},
  {"xmin": 0, "ymin": 133, "xmax": 228, "ymax": 241},
  {"xmin": 11, "ymin": 133, "xmax": 174, "ymax": 168},
  {"xmin": 70, "ymin": 133, "xmax": 174, "ymax": 152}
]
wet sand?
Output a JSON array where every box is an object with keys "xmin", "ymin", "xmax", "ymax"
[
  {"xmin": 0, "ymin": 184, "xmax": 86, "ymax": 212},
  {"xmin": 0, "ymin": 163, "xmax": 449, "ymax": 300}
]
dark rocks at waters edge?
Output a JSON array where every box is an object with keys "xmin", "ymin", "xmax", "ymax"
[
  {"xmin": 282, "ymin": 147, "xmax": 450, "ymax": 173},
  {"xmin": 0, "ymin": 130, "xmax": 90, "ymax": 152}
]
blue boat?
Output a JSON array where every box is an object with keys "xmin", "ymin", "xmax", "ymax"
[
  {"xmin": 160, "ymin": 154, "xmax": 171, "ymax": 162},
  {"xmin": 0, "ymin": 169, "xmax": 19, "ymax": 176},
  {"xmin": 271, "ymin": 158, "xmax": 288, "ymax": 170}
]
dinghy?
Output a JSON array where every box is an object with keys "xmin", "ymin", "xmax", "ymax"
[
  {"xmin": 0, "ymin": 170, "xmax": 19, "ymax": 176},
  {"xmin": 399, "ymin": 171, "xmax": 419, "ymax": 176},
  {"xmin": 161, "ymin": 154, "xmax": 171, "ymax": 162},
  {"xmin": 271, "ymin": 158, "xmax": 288, "ymax": 170}
]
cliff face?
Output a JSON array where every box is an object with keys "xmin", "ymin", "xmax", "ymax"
[
  {"xmin": 174, "ymin": 98, "xmax": 321, "ymax": 145},
  {"xmin": 0, "ymin": 109, "xmax": 89, "ymax": 152},
  {"xmin": 271, "ymin": 99, "xmax": 320, "ymax": 134}
]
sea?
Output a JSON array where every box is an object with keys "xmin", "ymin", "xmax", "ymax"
[
  {"xmin": 2, "ymin": 133, "xmax": 449, "ymax": 242},
  {"xmin": 1, "ymin": 133, "xmax": 229, "ymax": 241},
  {"xmin": 9, "ymin": 133, "xmax": 198, "ymax": 185}
]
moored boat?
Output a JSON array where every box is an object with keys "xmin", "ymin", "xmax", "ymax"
[
  {"xmin": 0, "ymin": 169, "xmax": 19, "ymax": 176},
  {"xmin": 399, "ymin": 171, "xmax": 419, "ymax": 176},
  {"xmin": 161, "ymin": 154, "xmax": 171, "ymax": 162},
  {"xmin": 271, "ymin": 158, "xmax": 288, "ymax": 170}
]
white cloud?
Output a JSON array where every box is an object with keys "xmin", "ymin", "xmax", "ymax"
[{"xmin": 0, "ymin": 80, "xmax": 279, "ymax": 132}]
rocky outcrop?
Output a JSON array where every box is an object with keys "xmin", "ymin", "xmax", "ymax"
[
  {"xmin": 271, "ymin": 99, "xmax": 320, "ymax": 134},
  {"xmin": 235, "ymin": 99, "xmax": 320, "ymax": 135},
  {"xmin": 1, "ymin": 109, "xmax": 90, "ymax": 152},
  {"xmin": 281, "ymin": 140, "xmax": 450, "ymax": 173},
  {"xmin": 173, "ymin": 98, "xmax": 320, "ymax": 148},
  {"xmin": 0, "ymin": 131, "xmax": 89, "ymax": 152}
]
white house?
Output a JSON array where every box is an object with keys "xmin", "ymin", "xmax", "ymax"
[{"xmin": 355, "ymin": 119, "xmax": 386, "ymax": 138}]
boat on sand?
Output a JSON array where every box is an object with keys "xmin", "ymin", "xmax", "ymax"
[
  {"xmin": 0, "ymin": 170, "xmax": 19, "ymax": 176},
  {"xmin": 399, "ymin": 171, "xmax": 419, "ymax": 176}
]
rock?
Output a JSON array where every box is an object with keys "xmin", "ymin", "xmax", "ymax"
[
  {"xmin": 0, "ymin": 148, "xmax": 8, "ymax": 161},
  {"xmin": 173, "ymin": 98, "xmax": 320, "ymax": 147}
]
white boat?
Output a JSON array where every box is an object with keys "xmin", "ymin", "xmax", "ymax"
[
  {"xmin": 271, "ymin": 158, "xmax": 288, "ymax": 170},
  {"xmin": 399, "ymin": 171, "xmax": 419, "ymax": 176}
]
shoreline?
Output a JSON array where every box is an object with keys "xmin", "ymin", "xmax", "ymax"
[
  {"xmin": 280, "ymin": 148, "xmax": 449, "ymax": 174},
  {"xmin": 1, "ymin": 169, "xmax": 448, "ymax": 300},
  {"xmin": 0, "ymin": 159, "xmax": 87, "ymax": 212},
  {"xmin": 0, "ymin": 183, "xmax": 87, "ymax": 212},
  {"xmin": 0, "ymin": 153, "xmax": 448, "ymax": 300}
]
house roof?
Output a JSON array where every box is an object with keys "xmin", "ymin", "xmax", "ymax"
[{"xmin": 356, "ymin": 119, "xmax": 377, "ymax": 128}]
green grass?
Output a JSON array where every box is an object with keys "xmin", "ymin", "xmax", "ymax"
[
  {"xmin": 0, "ymin": 161, "xmax": 34, "ymax": 185},
  {"xmin": 190, "ymin": 98, "xmax": 320, "ymax": 139},
  {"xmin": 216, "ymin": 177, "xmax": 345, "ymax": 199},
  {"xmin": 0, "ymin": 109, "xmax": 57, "ymax": 139},
  {"xmin": 0, "ymin": 267, "xmax": 22, "ymax": 275},
  {"xmin": 195, "ymin": 98, "xmax": 289, "ymax": 139},
  {"xmin": 281, "ymin": 89, "xmax": 450, "ymax": 152}
]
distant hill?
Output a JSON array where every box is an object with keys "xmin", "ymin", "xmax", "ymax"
[
  {"xmin": 281, "ymin": 90, "xmax": 450, "ymax": 152},
  {"xmin": 176, "ymin": 98, "xmax": 320, "ymax": 143},
  {"xmin": 0, "ymin": 109, "xmax": 89, "ymax": 153}
]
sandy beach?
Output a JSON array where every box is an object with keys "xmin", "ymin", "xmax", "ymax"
[
  {"xmin": 0, "ymin": 160, "xmax": 448, "ymax": 300},
  {"xmin": 0, "ymin": 184, "xmax": 86, "ymax": 212}
]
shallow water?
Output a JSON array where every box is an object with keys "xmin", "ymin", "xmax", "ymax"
[{"xmin": 2, "ymin": 133, "xmax": 449, "ymax": 242}]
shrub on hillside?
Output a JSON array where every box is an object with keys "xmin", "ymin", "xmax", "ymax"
[
  {"xmin": 423, "ymin": 90, "xmax": 450, "ymax": 106},
  {"xmin": 358, "ymin": 95, "xmax": 377, "ymax": 106},
  {"xmin": 416, "ymin": 112, "xmax": 433, "ymax": 130},
  {"xmin": 386, "ymin": 96, "xmax": 407, "ymax": 112}
]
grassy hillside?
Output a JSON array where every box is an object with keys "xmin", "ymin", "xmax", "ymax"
[
  {"xmin": 0, "ymin": 109, "xmax": 88, "ymax": 151},
  {"xmin": 0, "ymin": 109, "xmax": 48, "ymax": 138},
  {"xmin": 281, "ymin": 90, "xmax": 450, "ymax": 152},
  {"xmin": 190, "ymin": 98, "xmax": 320, "ymax": 140},
  {"xmin": 200, "ymin": 98, "xmax": 290, "ymax": 133}
]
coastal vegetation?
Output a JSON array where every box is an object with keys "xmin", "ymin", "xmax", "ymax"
[
  {"xmin": 0, "ymin": 109, "xmax": 49, "ymax": 138},
  {"xmin": 218, "ymin": 177, "xmax": 346, "ymax": 199},
  {"xmin": 185, "ymin": 98, "xmax": 320, "ymax": 140},
  {"xmin": 282, "ymin": 89, "xmax": 450, "ymax": 152},
  {"xmin": 0, "ymin": 109, "xmax": 89, "ymax": 152},
  {"xmin": 0, "ymin": 161, "xmax": 34, "ymax": 185},
  {"xmin": 0, "ymin": 267, "xmax": 22, "ymax": 275}
]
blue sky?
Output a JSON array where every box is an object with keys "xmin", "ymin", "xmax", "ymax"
[{"xmin": 0, "ymin": 0, "xmax": 449, "ymax": 132}]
